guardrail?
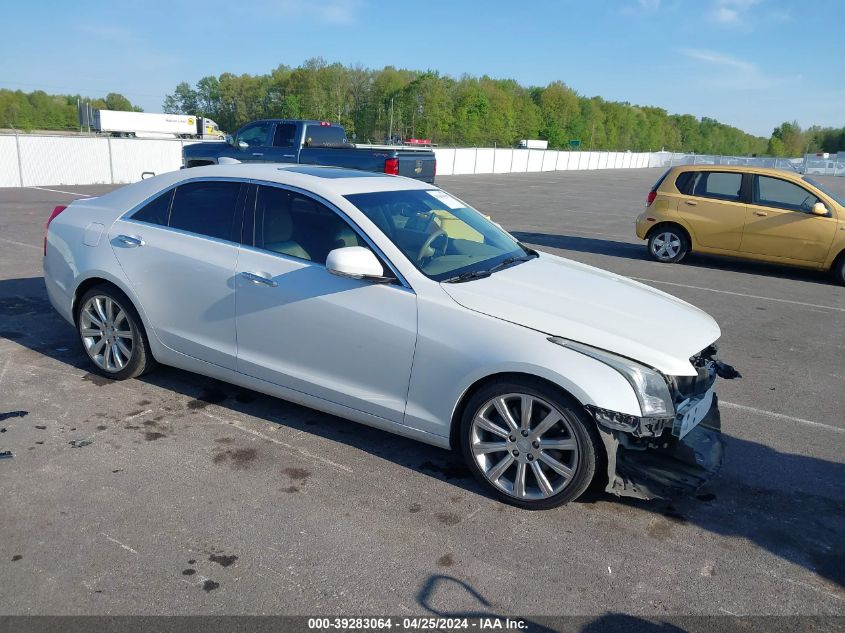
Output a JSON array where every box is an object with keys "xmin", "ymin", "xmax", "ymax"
[{"xmin": 0, "ymin": 133, "xmax": 827, "ymax": 187}]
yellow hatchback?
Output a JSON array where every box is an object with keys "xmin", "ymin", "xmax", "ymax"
[{"xmin": 635, "ymin": 165, "xmax": 845, "ymax": 284}]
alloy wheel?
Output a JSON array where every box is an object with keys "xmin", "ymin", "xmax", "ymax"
[
  {"xmin": 79, "ymin": 295, "xmax": 135, "ymax": 373},
  {"xmin": 470, "ymin": 393, "xmax": 580, "ymax": 500},
  {"xmin": 651, "ymin": 231, "xmax": 682, "ymax": 260}
]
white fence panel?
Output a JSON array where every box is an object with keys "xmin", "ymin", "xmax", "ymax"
[
  {"xmin": 474, "ymin": 148, "xmax": 495, "ymax": 174},
  {"xmin": 433, "ymin": 148, "xmax": 454, "ymax": 176},
  {"xmin": 493, "ymin": 149, "xmax": 513, "ymax": 173},
  {"xmin": 526, "ymin": 150, "xmax": 544, "ymax": 172},
  {"xmin": 110, "ymin": 138, "xmax": 183, "ymax": 183},
  {"xmin": 555, "ymin": 152, "xmax": 570, "ymax": 171},
  {"xmin": 0, "ymin": 136, "xmax": 21, "ymax": 187},
  {"xmin": 511, "ymin": 149, "xmax": 529, "ymax": 173},
  {"xmin": 2, "ymin": 135, "xmax": 718, "ymax": 188},
  {"xmin": 452, "ymin": 148, "xmax": 476, "ymax": 175},
  {"xmin": 18, "ymin": 136, "xmax": 111, "ymax": 186}
]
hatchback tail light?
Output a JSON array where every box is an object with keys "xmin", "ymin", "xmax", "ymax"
[
  {"xmin": 384, "ymin": 158, "xmax": 399, "ymax": 175},
  {"xmin": 44, "ymin": 205, "xmax": 68, "ymax": 255},
  {"xmin": 646, "ymin": 190, "xmax": 657, "ymax": 207}
]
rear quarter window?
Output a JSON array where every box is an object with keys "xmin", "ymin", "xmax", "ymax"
[
  {"xmin": 674, "ymin": 171, "xmax": 695, "ymax": 194},
  {"xmin": 131, "ymin": 189, "xmax": 173, "ymax": 226}
]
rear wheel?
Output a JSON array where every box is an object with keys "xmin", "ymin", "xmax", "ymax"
[
  {"xmin": 76, "ymin": 285, "xmax": 155, "ymax": 380},
  {"xmin": 460, "ymin": 378, "xmax": 601, "ymax": 510},
  {"xmin": 647, "ymin": 226, "xmax": 689, "ymax": 263}
]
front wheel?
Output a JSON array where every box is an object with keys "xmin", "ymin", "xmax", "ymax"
[
  {"xmin": 647, "ymin": 227, "xmax": 689, "ymax": 263},
  {"xmin": 460, "ymin": 379, "xmax": 601, "ymax": 510},
  {"xmin": 76, "ymin": 285, "xmax": 155, "ymax": 380}
]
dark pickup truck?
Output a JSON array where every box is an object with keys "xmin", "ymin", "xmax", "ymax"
[{"xmin": 182, "ymin": 119, "xmax": 436, "ymax": 183}]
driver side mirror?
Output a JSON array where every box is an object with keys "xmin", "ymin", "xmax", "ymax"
[
  {"xmin": 812, "ymin": 202, "xmax": 829, "ymax": 216},
  {"xmin": 224, "ymin": 134, "xmax": 234, "ymax": 146},
  {"xmin": 326, "ymin": 247, "xmax": 394, "ymax": 283}
]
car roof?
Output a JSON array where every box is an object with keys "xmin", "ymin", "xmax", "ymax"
[
  {"xmin": 671, "ymin": 164, "xmax": 803, "ymax": 179},
  {"xmin": 83, "ymin": 164, "xmax": 434, "ymax": 216}
]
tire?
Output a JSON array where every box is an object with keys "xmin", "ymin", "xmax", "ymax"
[
  {"xmin": 459, "ymin": 378, "xmax": 601, "ymax": 510},
  {"xmin": 75, "ymin": 284, "xmax": 156, "ymax": 380},
  {"xmin": 647, "ymin": 225, "xmax": 689, "ymax": 263},
  {"xmin": 832, "ymin": 256, "xmax": 845, "ymax": 286}
]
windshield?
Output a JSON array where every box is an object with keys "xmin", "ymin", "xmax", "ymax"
[
  {"xmin": 803, "ymin": 176, "xmax": 845, "ymax": 207},
  {"xmin": 344, "ymin": 189, "xmax": 531, "ymax": 281}
]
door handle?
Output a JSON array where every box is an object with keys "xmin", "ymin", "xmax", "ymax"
[
  {"xmin": 685, "ymin": 200, "xmax": 698, "ymax": 206},
  {"xmin": 241, "ymin": 271, "xmax": 277, "ymax": 287},
  {"xmin": 283, "ymin": 154, "xmax": 295, "ymax": 158},
  {"xmin": 116, "ymin": 234, "xmax": 144, "ymax": 247},
  {"xmin": 252, "ymin": 152, "xmax": 264, "ymax": 157},
  {"xmin": 754, "ymin": 211, "xmax": 768, "ymax": 216}
]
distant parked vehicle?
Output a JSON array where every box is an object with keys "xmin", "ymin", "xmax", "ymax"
[
  {"xmin": 636, "ymin": 165, "xmax": 845, "ymax": 284},
  {"xmin": 518, "ymin": 139, "xmax": 548, "ymax": 150},
  {"xmin": 87, "ymin": 109, "xmax": 224, "ymax": 140},
  {"xmin": 182, "ymin": 119, "xmax": 436, "ymax": 183}
]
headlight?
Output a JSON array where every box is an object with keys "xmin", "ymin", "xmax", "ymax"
[{"xmin": 549, "ymin": 337, "xmax": 675, "ymax": 417}]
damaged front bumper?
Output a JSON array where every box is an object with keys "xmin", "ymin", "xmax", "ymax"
[
  {"xmin": 587, "ymin": 350, "xmax": 728, "ymax": 501},
  {"xmin": 594, "ymin": 394, "xmax": 724, "ymax": 500}
]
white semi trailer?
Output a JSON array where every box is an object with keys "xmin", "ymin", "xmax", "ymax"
[
  {"xmin": 89, "ymin": 110, "xmax": 225, "ymax": 140},
  {"xmin": 518, "ymin": 139, "xmax": 549, "ymax": 150}
]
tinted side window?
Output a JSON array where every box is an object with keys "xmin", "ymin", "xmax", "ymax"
[
  {"xmin": 169, "ymin": 181, "xmax": 242, "ymax": 241},
  {"xmin": 674, "ymin": 171, "xmax": 694, "ymax": 194},
  {"xmin": 236, "ymin": 122, "xmax": 272, "ymax": 147},
  {"xmin": 689, "ymin": 172, "xmax": 742, "ymax": 201},
  {"xmin": 132, "ymin": 189, "xmax": 173, "ymax": 226},
  {"xmin": 303, "ymin": 125, "xmax": 349, "ymax": 148},
  {"xmin": 754, "ymin": 176, "xmax": 819, "ymax": 213},
  {"xmin": 255, "ymin": 185, "xmax": 362, "ymax": 264},
  {"xmin": 273, "ymin": 124, "xmax": 297, "ymax": 148}
]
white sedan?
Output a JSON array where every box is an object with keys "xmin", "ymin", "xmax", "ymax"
[{"xmin": 44, "ymin": 164, "xmax": 729, "ymax": 509}]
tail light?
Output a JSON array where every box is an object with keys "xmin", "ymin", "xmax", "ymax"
[
  {"xmin": 433, "ymin": 160, "xmax": 436, "ymax": 178},
  {"xmin": 384, "ymin": 158, "xmax": 399, "ymax": 175},
  {"xmin": 44, "ymin": 205, "xmax": 68, "ymax": 255},
  {"xmin": 646, "ymin": 190, "xmax": 657, "ymax": 207}
]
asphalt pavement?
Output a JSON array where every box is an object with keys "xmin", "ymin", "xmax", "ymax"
[{"xmin": 0, "ymin": 171, "xmax": 843, "ymax": 621}]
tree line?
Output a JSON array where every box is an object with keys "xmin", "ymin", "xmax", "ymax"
[
  {"xmin": 2, "ymin": 59, "xmax": 844, "ymax": 157},
  {"xmin": 161, "ymin": 59, "xmax": 772, "ymax": 154},
  {"xmin": 0, "ymin": 90, "xmax": 141, "ymax": 131}
]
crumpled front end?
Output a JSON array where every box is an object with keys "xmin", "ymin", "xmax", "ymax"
[
  {"xmin": 596, "ymin": 396, "xmax": 724, "ymax": 500},
  {"xmin": 588, "ymin": 346, "xmax": 733, "ymax": 501}
]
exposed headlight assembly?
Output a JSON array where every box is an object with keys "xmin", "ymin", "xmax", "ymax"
[{"xmin": 548, "ymin": 337, "xmax": 675, "ymax": 418}]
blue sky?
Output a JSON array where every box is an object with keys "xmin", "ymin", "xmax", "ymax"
[{"xmin": 2, "ymin": 0, "xmax": 842, "ymax": 137}]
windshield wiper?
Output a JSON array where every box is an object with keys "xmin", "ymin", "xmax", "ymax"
[
  {"xmin": 441, "ymin": 270, "xmax": 493, "ymax": 283},
  {"xmin": 486, "ymin": 252, "xmax": 538, "ymax": 273},
  {"xmin": 441, "ymin": 251, "xmax": 538, "ymax": 284}
]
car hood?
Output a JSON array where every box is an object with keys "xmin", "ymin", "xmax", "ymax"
[{"xmin": 440, "ymin": 253, "xmax": 720, "ymax": 377}]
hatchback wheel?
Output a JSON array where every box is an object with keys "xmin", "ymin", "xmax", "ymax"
[
  {"xmin": 76, "ymin": 285, "xmax": 155, "ymax": 380},
  {"xmin": 832, "ymin": 256, "xmax": 845, "ymax": 286},
  {"xmin": 648, "ymin": 227, "xmax": 689, "ymax": 263},
  {"xmin": 460, "ymin": 379, "xmax": 601, "ymax": 510}
]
